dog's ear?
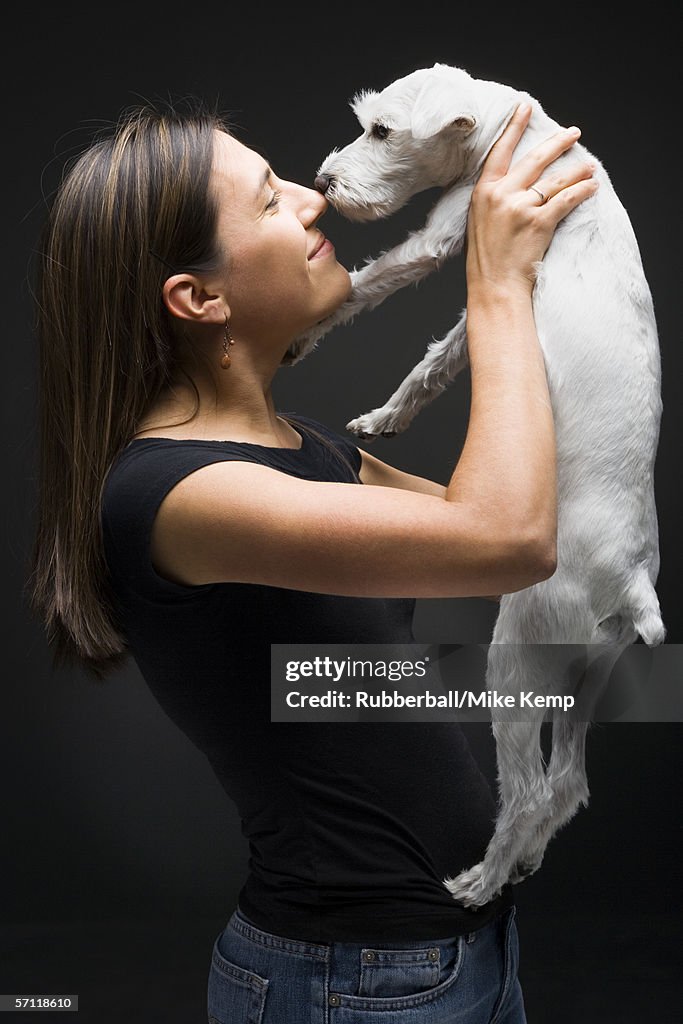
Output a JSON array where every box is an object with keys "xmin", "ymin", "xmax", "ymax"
[{"xmin": 410, "ymin": 71, "xmax": 477, "ymax": 140}]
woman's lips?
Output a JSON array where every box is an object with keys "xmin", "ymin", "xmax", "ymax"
[{"xmin": 308, "ymin": 237, "xmax": 334, "ymax": 260}]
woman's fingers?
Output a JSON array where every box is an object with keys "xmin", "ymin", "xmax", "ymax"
[
  {"xmin": 505, "ymin": 126, "xmax": 583, "ymax": 190},
  {"xmin": 538, "ymin": 174, "xmax": 600, "ymax": 226},
  {"xmin": 466, "ymin": 105, "xmax": 598, "ymax": 293},
  {"xmin": 479, "ymin": 107, "xmax": 588, "ymax": 198},
  {"xmin": 478, "ymin": 103, "xmax": 532, "ymax": 183},
  {"xmin": 528, "ymin": 160, "xmax": 597, "ymax": 206}
]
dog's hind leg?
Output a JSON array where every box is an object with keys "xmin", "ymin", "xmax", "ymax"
[
  {"xmin": 510, "ymin": 619, "xmax": 638, "ymax": 881},
  {"xmin": 508, "ymin": 713, "xmax": 591, "ymax": 883},
  {"xmin": 346, "ymin": 312, "xmax": 469, "ymax": 438},
  {"xmin": 443, "ymin": 640, "xmax": 556, "ymax": 908}
]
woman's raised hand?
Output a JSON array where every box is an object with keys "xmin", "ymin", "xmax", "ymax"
[{"xmin": 465, "ymin": 103, "xmax": 599, "ymax": 295}]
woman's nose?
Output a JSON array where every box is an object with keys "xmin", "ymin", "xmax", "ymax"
[{"xmin": 299, "ymin": 183, "xmax": 328, "ymax": 223}]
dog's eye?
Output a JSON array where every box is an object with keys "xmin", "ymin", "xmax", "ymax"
[{"xmin": 371, "ymin": 123, "xmax": 391, "ymax": 140}]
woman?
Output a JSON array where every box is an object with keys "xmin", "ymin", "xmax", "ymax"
[{"xmin": 28, "ymin": 98, "xmax": 596, "ymax": 1022}]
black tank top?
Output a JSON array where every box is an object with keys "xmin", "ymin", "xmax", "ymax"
[{"xmin": 100, "ymin": 412, "xmax": 513, "ymax": 942}]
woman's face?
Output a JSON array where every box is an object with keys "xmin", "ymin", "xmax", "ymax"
[{"xmin": 210, "ymin": 130, "xmax": 352, "ymax": 346}]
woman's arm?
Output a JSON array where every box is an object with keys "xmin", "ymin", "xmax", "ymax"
[
  {"xmin": 354, "ymin": 403, "xmax": 499, "ymax": 605},
  {"xmin": 151, "ymin": 283, "xmax": 555, "ymax": 600},
  {"xmin": 151, "ymin": 106, "xmax": 597, "ymax": 600},
  {"xmin": 358, "ymin": 449, "xmax": 447, "ymax": 496},
  {"xmin": 356, "ymin": 455, "xmax": 495, "ymax": 601},
  {"xmin": 151, "ymin": 460, "xmax": 549, "ymax": 598}
]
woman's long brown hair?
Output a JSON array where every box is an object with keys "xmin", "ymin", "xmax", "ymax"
[
  {"xmin": 27, "ymin": 101, "xmax": 361, "ymax": 682},
  {"xmin": 27, "ymin": 100, "xmax": 231, "ymax": 679}
]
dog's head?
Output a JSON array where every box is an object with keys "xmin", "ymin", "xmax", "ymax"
[{"xmin": 314, "ymin": 63, "xmax": 520, "ymax": 220}]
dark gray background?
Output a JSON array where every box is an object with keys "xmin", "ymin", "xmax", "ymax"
[{"xmin": 4, "ymin": 3, "xmax": 681, "ymax": 1022}]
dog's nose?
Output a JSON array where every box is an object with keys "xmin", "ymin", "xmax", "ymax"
[{"xmin": 314, "ymin": 173, "xmax": 332, "ymax": 194}]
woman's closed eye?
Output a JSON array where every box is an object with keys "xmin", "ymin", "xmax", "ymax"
[{"xmin": 265, "ymin": 189, "xmax": 281, "ymax": 212}]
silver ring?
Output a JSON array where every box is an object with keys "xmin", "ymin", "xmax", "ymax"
[{"xmin": 528, "ymin": 184, "xmax": 548, "ymax": 204}]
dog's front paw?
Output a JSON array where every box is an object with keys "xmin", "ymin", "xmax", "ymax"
[
  {"xmin": 346, "ymin": 407, "xmax": 410, "ymax": 440},
  {"xmin": 442, "ymin": 863, "xmax": 504, "ymax": 909}
]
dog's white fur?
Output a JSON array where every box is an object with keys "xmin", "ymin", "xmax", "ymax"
[{"xmin": 285, "ymin": 64, "xmax": 665, "ymax": 907}]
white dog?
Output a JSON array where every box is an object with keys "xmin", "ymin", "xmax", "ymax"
[{"xmin": 284, "ymin": 64, "xmax": 665, "ymax": 907}]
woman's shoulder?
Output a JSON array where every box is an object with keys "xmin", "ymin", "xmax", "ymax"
[
  {"xmin": 103, "ymin": 410, "xmax": 361, "ymax": 509},
  {"xmin": 101, "ymin": 438, "xmax": 262, "ymax": 598},
  {"xmin": 101, "ymin": 412, "xmax": 360, "ymax": 524},
  {"xmin": 99, "ymin": 414, "xmax": 361, "ymax": 599},
  {"xmin": 101, "ymin": 439, "xmax": 229, "ymax": 599}
]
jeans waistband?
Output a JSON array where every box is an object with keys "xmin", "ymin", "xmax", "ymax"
[{"xmin": 231, "ymin": 904, "xmax": 514, "ymax": 960}]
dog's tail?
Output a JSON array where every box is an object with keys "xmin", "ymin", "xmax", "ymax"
[{"xmin": 623, "ymin": 568, "xmax": 666, "ymax": 647}]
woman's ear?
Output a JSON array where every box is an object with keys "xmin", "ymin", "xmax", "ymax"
[{"xmin": 162, "ymin": 274, "xmax": 229, "ymax": 325}]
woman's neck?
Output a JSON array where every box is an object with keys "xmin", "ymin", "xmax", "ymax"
[{"xmin": 133, "ymin": 360, "xmax": 298, "ymax": 446}]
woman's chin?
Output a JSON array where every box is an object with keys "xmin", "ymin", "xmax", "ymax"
[
  {"xmin": 323, "ymin": 272, "xmax": 353, "ymax": 317},
  {"xmin": 280, "ymin": 275, "xmax": 353, "ymax": 366}
]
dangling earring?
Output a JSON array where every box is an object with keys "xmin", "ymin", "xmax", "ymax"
[{"xmin": 221, "ymin": 314, "xmax": 235, "ymax": 369}]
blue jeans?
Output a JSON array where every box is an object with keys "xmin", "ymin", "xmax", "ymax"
[{"xmin": 207, "ymin": 904, "xmax": 526, "ymax": 1023}]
